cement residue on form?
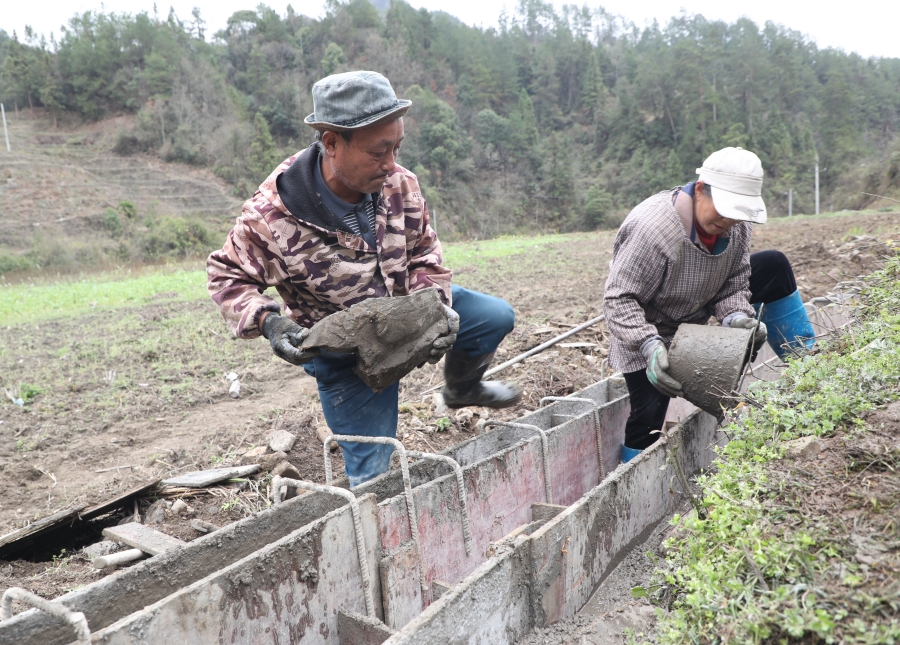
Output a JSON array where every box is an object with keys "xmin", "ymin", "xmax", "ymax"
[{"xmin": 517, "ymin": 508, "xmax": 689, "ymax": 645}]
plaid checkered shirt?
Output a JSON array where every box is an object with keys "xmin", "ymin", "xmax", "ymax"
[{"xmin": 603, "ymin": 189, "xmax": 755, "ymax": 373}]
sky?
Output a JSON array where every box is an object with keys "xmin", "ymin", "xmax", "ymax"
[{"xmin": 3, "ymin": 0, "xmax": 899, "ymax": 60}]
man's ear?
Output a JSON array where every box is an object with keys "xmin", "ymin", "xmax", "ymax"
[{"xmin": 321, "ymin": 131, "xmax": 339, "ymax": 157}]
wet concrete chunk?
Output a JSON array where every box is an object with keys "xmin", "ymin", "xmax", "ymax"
[{"xmin": 302, "ymin": 289, "xmax": 449, "ymax": 392}]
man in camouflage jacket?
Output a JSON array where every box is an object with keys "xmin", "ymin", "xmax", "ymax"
[
  {"xmin": 208, "ymin": 71, "xmax": 521, "ymax": 486},
  {"xmin": 605, "ymin": 147, "xmax": 813, "ymax": 462}
]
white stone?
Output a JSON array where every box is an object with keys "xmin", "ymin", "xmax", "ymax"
[
  {"xmin": 268, "ymin": 430, "xmax": 298, "ymax": 453},
  {"xmin": 433, "ymin": 392, "xmax": 448, "ymax": 414}
]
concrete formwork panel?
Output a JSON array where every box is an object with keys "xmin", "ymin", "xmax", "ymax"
[
  {"xmin": 378, "ymin": 392, "xmax": 631, "ymax": 621},
  {"xmin": 381, "ymin": 410, "xmax": 719, "ymax": 644},
  {"xmin": 529, "ymin": 410, "xmax": 719, "ymax": 626},
  {"xmin": 383, "ymin": 541, "xmax": 533, "ymax": 645},
  {"xmin": 0, "ymin": 492, "xmax": 346, "ymax": 645},
  {"xmin": 88, "ymin": 492, "xmax": 384, "ymax": 644}
]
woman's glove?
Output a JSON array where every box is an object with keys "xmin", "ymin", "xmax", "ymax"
[
  {"xmin": 730, "ymin": 316, "xmax": 768, "ymax": 361},
  {"xmin": 641, "ymin": 338, "xmax": 683, "ymax": 398}
]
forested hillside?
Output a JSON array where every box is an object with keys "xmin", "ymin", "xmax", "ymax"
[{"xmin": 2, "ymin": 0, "xmax": 899, "ymax": 241}]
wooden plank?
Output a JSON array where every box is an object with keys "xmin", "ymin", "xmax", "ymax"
[
  {"xmin": 379, "ymin": 541, "xmax": 422, "ymax": 630},
  {"xmin": 0, "ymin": 506, "xmax": 85, "ymax": 558},
  {"xmin": 80, "ymin": 479, "xmax": 161, "ymax": 520},
  {"xmin": 160, "ymin": 465, "xmax": 258, "ymax": 488},
  {"xmin": 531, "ymin": 503, "xmax": 567, "ymax": 523},
  {"xmin": 103, "ymin": 522, "xmax": 185, "ymax": 555},
  {"xmin": 338, "ymin": 610, "xmax": 395, "ymax": 645},
  {"xmin": 431, "ymin": 580, "xmax": 452, "ymax": 602}
]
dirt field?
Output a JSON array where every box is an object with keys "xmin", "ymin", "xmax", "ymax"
[{"xmin": 1, "ymin": 193, "xmax": 898, "ymax": 599}]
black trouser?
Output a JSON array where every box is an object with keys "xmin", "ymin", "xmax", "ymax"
[{"xmin": 623, "ymin": 250, "xmax": 796, "ymax": 450}]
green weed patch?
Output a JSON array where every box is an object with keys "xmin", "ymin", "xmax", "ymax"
[
  {"xmin": 0, "ymin": 268, "xmax": 209, "ymax": 326},
  {"xmin": 0, "ymin": 233, "xmax": 588, "ymax": 326},
  {"xmin": 653, "ymin": 257, "xmax": 900, "ymax": 643}
]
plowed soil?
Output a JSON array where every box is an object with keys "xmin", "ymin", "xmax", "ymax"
[{"xmin": 1, "ymin": 189, "xmax": 898, "ymax": 599}]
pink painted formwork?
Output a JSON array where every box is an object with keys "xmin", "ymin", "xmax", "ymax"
[
  {"xmin": 529, "ymin": 409, "xmax": 720, "ymax": 626},
  {"xmin": 375, "ymin": 390, "xmax": 632, "ymax": 624}
]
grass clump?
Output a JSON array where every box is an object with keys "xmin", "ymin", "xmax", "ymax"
[{"xmin": 653, "ymin": 255, "xmax": 900, "ymax": 644}]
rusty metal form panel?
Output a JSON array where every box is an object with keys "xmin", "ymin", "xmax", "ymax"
[
  {"xmin": 528, "ymin": 409, "xmax": 719, "ymax": 626},
  {"xmin": 88, "ymin": 493, "xmax": 384, "ymax": 645},
  {"xmin": 384, "ymin": 541, "xmax": 533, "ymax": 645},
  {"xmin": 547, "ymin": 413, "xmax": 601, "ymax": 507},
  {"xmin": 596, "ymin": 395, "xmax": 631, "ymax": 477}
]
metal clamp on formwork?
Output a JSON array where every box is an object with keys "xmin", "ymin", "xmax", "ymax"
[
  {"xmin": 271, "ymin": 477, "xmax": 376, "ymax": 618},
  {"xmin": 405, "ymin": 450, "xmax": 473, "ymax": 556},
  {"xmin": 481, "ymin": 421, "xmax": 553, "ymax": 504},
  {"xmin": 0, "ymin": 587, "xmax": 91, "ymax": 645},
  {"xmin": 322, "ymin": 435, "xmax": 428, "ymax": 599},
  {"xmin": 540, "ymin": 396, "xmax": 605, "ymax": 479}
]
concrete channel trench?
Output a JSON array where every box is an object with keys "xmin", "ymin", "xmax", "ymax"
[{"xmin": 0, "ymin": 302, "xmax": 849, "ymax": 645}]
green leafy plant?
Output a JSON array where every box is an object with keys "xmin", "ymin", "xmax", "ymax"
[{"xmin": 653, "ymin": 255, "xmax": 900, "ymax": 644}]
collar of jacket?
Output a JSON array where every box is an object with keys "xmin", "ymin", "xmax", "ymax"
[{"xmin": 276, "ymin": 143, "xmax": 380, "ymax": 237}]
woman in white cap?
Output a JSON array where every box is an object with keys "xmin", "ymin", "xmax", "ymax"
[{"xmin": 604, "ymin": 146, "xmax": 814, "ymax": 462}]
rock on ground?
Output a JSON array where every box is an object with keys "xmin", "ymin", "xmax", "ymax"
[{"xmin": 268, "ymin": 430, "xmax": 297, "ymax": 453}]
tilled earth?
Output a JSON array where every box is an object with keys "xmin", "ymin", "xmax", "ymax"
[{"xmin": 0, "ymin": 210, "xmax": 898, "ymax": 601}]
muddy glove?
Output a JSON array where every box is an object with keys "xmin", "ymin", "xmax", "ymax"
[
  {"xmin": 730, "ymin": 316, "xmax": 768, "ymax": 361},
  {"xmin": 427, "ymin": 305, "xmax": 460, "ymax": 364},
  {"xmin": 641, "ymin": 337, "xmax": 683, "ymax": 398},
  {"xmin": 260, "ymin": 313, "xmax": 317, "ymax": 366}
]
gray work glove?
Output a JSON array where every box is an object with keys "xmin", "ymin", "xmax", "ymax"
[
  {"xmin": 427, "ymin": 305, "xmax": 460, "ymax": 364},
  {"xmin": 641, "ymin": 338, "xmax": 683, "ymax": 398},
  {"xmin": 260, "ymin": 313, "xmax": 317, "ymax": 366},
  {"xmin": 730, "ymin": 316, "xmax": 768, "ymax": 361}
]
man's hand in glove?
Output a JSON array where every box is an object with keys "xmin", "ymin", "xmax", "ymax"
[
  {"xmin": 641, "ymin": 338, "xmax": 683, "ymax": 398},
  {"xmin": 730, "ymin": 316, "xmax": 768, "ymax": 361},
  {"xmin": 427, "ymin": 305, "xmax": 460, "ymax": 364},
  {"xmin": 260, "ymin": 313, "xmax": 318, "ymax": 366}
]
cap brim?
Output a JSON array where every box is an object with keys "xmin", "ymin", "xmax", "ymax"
[
  {"xmin": 710, "ymin": 186, "xmax": 767, "ymax": 224},
  {"xmin": 304, "ymin": 101, "xmax": 412, "ymax": 132}
]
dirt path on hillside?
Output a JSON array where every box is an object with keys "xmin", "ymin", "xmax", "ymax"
[{"xmin": 0, "ymin": 210, "xmax": 897, "ymax": 598}]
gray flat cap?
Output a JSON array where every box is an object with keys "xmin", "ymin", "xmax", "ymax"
[{"xmin": 304, "ymin": 71, "xmax": 412, "ymax": 132}]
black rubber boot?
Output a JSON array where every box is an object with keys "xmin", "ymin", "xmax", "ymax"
[{"xmin": 441, "ymin": 350, "xmax": 523, "ymax": 409}]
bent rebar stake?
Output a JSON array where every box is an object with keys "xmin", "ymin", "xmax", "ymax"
[
  {"xmin": 405, "ymin": 450, "xmax": 473, "ymax": 556},
  {"xmin": 271, "ymin": 477, "xmax": 376, "ymax": 618},
  {"xmin": 0, "ymin": 587, "xmax": 91, "ymax": 645},
  {"xmin": 481, "ymin": 420, "xmax": 553, "ymax": 504},
  {"xmin": 322, "ymin": 434, "xmax": 428, "ymax": 600},
  {"xmin": 540, "ymin": 395, "xmax": 606, "ymax": 479}
]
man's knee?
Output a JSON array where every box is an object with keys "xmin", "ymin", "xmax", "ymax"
[{"xmin": 494, "ymin": 298, "xmax": 515, "ymax": 335}]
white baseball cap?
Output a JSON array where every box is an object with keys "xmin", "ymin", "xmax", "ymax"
[{"xmin": 696, "ymin": 147, "xmax": 767, "ymax": 224}]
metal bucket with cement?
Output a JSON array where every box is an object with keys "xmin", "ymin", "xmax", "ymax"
[{"xmin": 667, "ymin": 323, "xmax": 754, "ymax": 420}]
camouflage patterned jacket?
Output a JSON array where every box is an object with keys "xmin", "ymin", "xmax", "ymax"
[{"xmin": 207, "ymin": 144, "xmax": 452, "ymax": 338}]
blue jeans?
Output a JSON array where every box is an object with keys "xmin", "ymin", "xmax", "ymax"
[{"xmin": 303, "ymin": 285, "xmax": 515, "ymax": 486}]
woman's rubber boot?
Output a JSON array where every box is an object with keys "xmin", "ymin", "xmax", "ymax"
[
  {"xmin": 621, "ymin": 445, "xmax": 643, "ymax": 463},
  {"xmin": 442, "ymin": 350, "xmax": 523, "ymax": 409},
  {"xmin": 754, "ymin": 289, "xmax": 815, "ymax": 359}
]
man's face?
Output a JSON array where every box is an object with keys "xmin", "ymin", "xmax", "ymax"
[
  {"xmin": 694, "ymin": 181, "xmax": 740, "ymax": 235},
  {"xmin": 323, "ymin": 119, "xmax": 405, "ymax": 197}
]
